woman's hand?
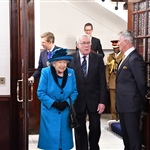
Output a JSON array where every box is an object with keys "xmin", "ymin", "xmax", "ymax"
[{"xmin": 52, "ymin": 101, "xmax": 69, "ymax": 111}]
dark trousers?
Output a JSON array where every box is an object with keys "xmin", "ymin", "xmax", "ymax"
[
  {"xmin": 119, "ymin": 111, "xmax": 142, "ymax": 150},
  {"xmin": 74, "ymin": 110, "xmax": 101, "ymax": 150}
]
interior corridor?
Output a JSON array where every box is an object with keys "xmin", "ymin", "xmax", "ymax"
[{"xmin": 29, "ymin": 113, "xmax": 124, "ymax": 150}]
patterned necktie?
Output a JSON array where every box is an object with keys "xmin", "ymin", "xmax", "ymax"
[{"xmin": 81, "ymin": 56, "xmax": 87, "ymax": 77}]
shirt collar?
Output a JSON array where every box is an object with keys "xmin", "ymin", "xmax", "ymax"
[
  {"xmin": 79, "ymin": 51, "xmax": 89, "ymax": 59},
  {"xmin": 124, "ymin": 47, "xmax": 135, "ymax": 58},
  {"xmin": 47, "ymin": 45, "xmax": 55, "ymax": 52}
]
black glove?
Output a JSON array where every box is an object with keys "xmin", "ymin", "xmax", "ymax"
[
  {"xmin": 57, "ymin": 101, "xmax": 69, "ymax": 111},
  {"xmin": 52, "ymin": 101, "xmax": 68, "ymax": 111},
  {"xmin": 52, "ymin": 101, "xmax": 58, "ymax": 108}
]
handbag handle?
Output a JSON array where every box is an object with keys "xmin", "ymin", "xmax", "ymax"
[
  {"xmin": 69, "ymin": 97, "xmax": 76, "ymax": 115},
  {"xmin": 69, "ymin": 97, "xmax": 73, "ymax": 106}
]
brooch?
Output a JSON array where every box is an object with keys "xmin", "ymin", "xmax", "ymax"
[{"xmin": 123, "ymin": 66, "xmax": 127, "ymax": 69}]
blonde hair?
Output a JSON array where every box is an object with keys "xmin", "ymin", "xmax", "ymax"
[{"xmin": 41, "ymin": 32, "xmax": 55, "ymax": 43}]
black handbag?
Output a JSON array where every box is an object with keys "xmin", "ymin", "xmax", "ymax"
[{"xmin": 69, "ymin": 97, "xmax": 79, "ymax": 128}]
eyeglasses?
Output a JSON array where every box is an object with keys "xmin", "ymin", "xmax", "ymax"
[
  {"xmin": 79, "ymin": 42, "xmax": 92, "ymax": 46},
  {"xmin": 84, "ymin": 29, "xmax": 92, "ymax": 32}
]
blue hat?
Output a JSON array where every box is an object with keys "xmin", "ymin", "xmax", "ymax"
[{"xmin": 48, "ymin": 48, "xmax": 73, "ymax": 62}]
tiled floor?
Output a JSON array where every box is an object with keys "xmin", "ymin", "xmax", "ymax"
[{"xmin": 29, "ymin": 113, "xmax": 124, "ymax": 150}]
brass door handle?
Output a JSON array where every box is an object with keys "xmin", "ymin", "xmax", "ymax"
[
  {"xmin": 17, "ymin": 79, "xmax": 23, "ymax": 102},
  {"xmin": 17, "ymin": 79, "xmax": 34, "ymax": 102},
  {"xmin": 28, "ymin": 83, "xmax": 33, "ymax": 102}
]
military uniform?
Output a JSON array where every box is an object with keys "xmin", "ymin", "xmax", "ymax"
[{"xmin": 106, "ymin": 40, "xmax": 124, "ymax": 120}]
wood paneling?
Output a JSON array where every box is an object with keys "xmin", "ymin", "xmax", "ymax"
[
  {"xmin": 0, "ymin": 98, "xmax": 10, "ymax": 150},
  {"xmin": 127, "ymin": 1, "xmax": 133, "ymax": 30}
]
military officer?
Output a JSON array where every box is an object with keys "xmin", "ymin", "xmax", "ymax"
[{"xmin": 106, "ymin": 40, "xmax": 124, "ymax": 120}]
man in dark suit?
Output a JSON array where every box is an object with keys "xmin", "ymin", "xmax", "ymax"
[
  {"xmin": 76, "ymin": 23, "xmax": 104, "ymax": 58},
  {"xmin": 116, "ymin": 30, "xmax": 147, "ymax": 150},
  {"xmin": 68, "ymin": 34, "xmax": 107, "ymax": 150},
  {"xmin": 28, "ymin": 31, "xmax": 60, "ymax": 83}
]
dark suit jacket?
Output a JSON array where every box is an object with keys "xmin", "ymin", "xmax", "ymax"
[
  {"xmin": 68, "ymin": 51, "xmax": 107, "ymax": 113},
  {"xmin": 32, "ymin": 45, "xmax": 59, "ymax": 79},
  {"xmin": 116, "ymin": 50, "xmax": 147, "ymax": 113},
  {"xmin": 91, "ymin": 37, "xmax": 104, "ymax": 57},
  {"xmin": 76, "ymin": 37, "xmax": 104, "ymax": 58}
]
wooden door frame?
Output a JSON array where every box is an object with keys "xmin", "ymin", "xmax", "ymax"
[
  {"xmin": 10, "ymin": 0, "xmax": 35, "ymax": 149},
  {"xmin": 10, "ymin": 0, "xmax": 20, "ymax": 149}
]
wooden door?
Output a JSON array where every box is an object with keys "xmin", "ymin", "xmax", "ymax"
[
  {"xmin": 17, "ymin": 0, "xmax": 39, "ymax": 148},
  {"xmin": 9, "ymin": 0, "xmax": 37, "ymax": 149},
  {"xmin": 17, "ymin": 0, "xmax": 30, "ymax": 149},
  {"xmin": 26, "ymin": 0, "xmax": 40, "ymax": 134}
]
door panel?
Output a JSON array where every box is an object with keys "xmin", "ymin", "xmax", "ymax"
[
  {"xmin": 26, "ymin": 0, "xmax": 40, "ymax": 134},
  {"xmin": 12, "ymin": 0, "xmax": 37, "ymax": 148},
  {"xmin": 17, "ymin": 0, "xmax": 29, "ymax": 149},
  {"xmin": 28, "ymin": 71, "xmax": 40, "ymax": 134},
  {"xmin": 18, "ymin": 0, "xmax": 38, "ymax": 149},
  {"xmin": 0, "ymin": 100, "xmax": 10, "ymax": 150}
]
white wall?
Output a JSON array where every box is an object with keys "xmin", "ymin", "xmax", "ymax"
[
  {"xmin": 35, "ymin": 1, "xmax": 127, "ymax": 66},
  {"xmin": 0, "ymin": 1, "xmax": 10, "ymax": 95},
  {"xmin": 40, "ymin": 1, "xmax": 127, "ymax": 48}
]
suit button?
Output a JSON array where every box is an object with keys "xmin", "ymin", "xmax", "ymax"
[{"xmin": 58, "ymin": 112, "xmax": 61, "ymax": 114}]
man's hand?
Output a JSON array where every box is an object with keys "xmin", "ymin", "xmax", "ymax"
[
  {"xmin": 97, "ymin": 103, "xmax": 105, "ymax": 114},
  {"xmin": 28, "ymin": 76, "xmax": 34, "ymax": 84}
]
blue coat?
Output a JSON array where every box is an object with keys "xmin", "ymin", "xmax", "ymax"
[{"xmin": 37, "ymin": 67, "xmax": 78, "ymax": 150}]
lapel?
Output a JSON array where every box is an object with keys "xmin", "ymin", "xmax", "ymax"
[
  {"xmin": 53, "ymin": 45, "xmax": 58, "ymax": 51},
  {"xmin": 74, "ymin": 52, "xmax": 95, "ymax": 80},
  {"xmin": 116, "ymin": 52, "xmax": 124, "ymax": 64},
  {"xmin": 86, "ymin": 52, "xmax": 96, "ymax": 80},
  {"xmin": 74, "ymin": 52, "xmax": 84, "ymax": 78},
  {"xmin": 91, "ymin": 37, "xmax": 96, "ymax": 44},
  {"xmin": 72, "ymin": 52, "xmax": 97, "ymax": 80},
  {"xmin": 43, "ymin": 50, "xmax": 49, "ymax": 66},
  {"xmin": 117, "ymin": 50, "xmax": 136, "ymax": 76}
]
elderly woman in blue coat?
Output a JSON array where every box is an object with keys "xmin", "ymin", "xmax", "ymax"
[{"xmin": 37, "ymin": 48, "xmax": 78, "ymax": 150}]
